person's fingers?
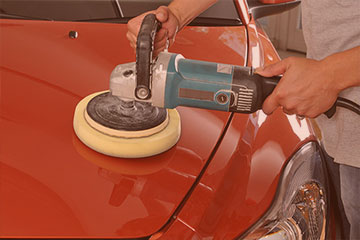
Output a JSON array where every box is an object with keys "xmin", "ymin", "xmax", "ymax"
[
  {"xmin": 155, "ymin": 28, "xmax": 168, "ymax": 43},
  {"xmin": 154, "ymin": 38, "xmax": 168, "ymax": 52},
  {"xmin": 130, "ymin": 42, "xmax": 136, "ymax": 50},
  {"xmin": 153, "ymin": 46, "xmax": 168, "ymax": 57},
  {"xmin": 127, "ymin": 8, "xmax": 161, "ymax": 43},
  {"xmin": 282, "ymin": 107, "xmax": 295, "ymax": 115},
  {"xmin": 154, "ymin": 29, "xmax": 168, "ymax": 50},
  {"xmin": 155, "ymin": 6, "xmax": 169, "ymax": 23},
  {"xmin": 126, "ymin": 6, "xmax": 179, "ymax": 56},
  {"xmin": 127, "ymin": 32, "xmax": 137, "ymax": 51},
  {"xmin": 255, "ymin": 62, "xmax": 286, "ymax": 77},
  {"xmin": 127, "ymin": 14, "xmax": 144, "ymax": 35},
  {"xmin": 126, "ymin": 31, "xmax": 136, "ymax": 43},
  {"xmin": 262, "ymin": 93, "xmax": 280, "ymax": 115},
  {"xmin": 255, "ymin": 58, "xmax": 294, "ymax": 77},
  {"xmin": 126, "ymin": 18, "xmax": 142, "ymax": 50}
]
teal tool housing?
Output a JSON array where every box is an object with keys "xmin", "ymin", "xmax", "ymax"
[{"xmin": 164, "ymin": 54, "xmax": 235, "ymax": 111}]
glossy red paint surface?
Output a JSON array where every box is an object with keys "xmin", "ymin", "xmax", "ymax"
[
  {"xmin": 153, "ymin": 20, "xmax": 316, "ymax": 239},
  {"xmin": 0, "ymin": 2, "xmax": 318, "ymax": 237},
  {"xmin": 157, "ymin": 112, "xmax": 314, "ymax": 239},
  {"xmin": 247, "ymin": 20, "xmax": 280, "ymax": 68},
  {"xmin": 0, "ymin": 19, "xmax": 248, "ymax": 238}
]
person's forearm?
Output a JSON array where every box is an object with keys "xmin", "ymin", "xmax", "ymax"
[
  {"xmin": 168, "ymin": 0, "xmax": 218, "ymax": 30},
  {"xmin": 323, "ymin": 46, "xmax": 360, "ymax": 92}
]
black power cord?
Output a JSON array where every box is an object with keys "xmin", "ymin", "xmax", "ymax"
[
  {"xmin": 326, "ymin": 97, "xmax": 360, "ymax": 118},
  {"xmin": 336, "ymin": 97, "xmax": 360, "ymax": 116}
]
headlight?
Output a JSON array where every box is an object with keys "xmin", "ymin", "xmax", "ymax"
[{"xmin": 240, "ymin": 142, "xmax": 327, "ymax": 240}]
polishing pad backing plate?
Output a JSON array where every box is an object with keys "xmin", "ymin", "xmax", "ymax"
[
  {"xmin": 84, "ymin": 92, "xmax": 169, "ymax": 138},
  {"xmin": 73, "ymin": 91, "xmax": 181, "ymax": 158},
  {"xmin": 85, "ymin": 92, "xmax": 168, "ymax": 137}
]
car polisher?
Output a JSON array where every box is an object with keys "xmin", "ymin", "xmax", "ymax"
[
  {"xmin": 112, "ymin": 14, "xmax": 281, "ymax": 115},
  {"xmin": 74, "ymin": 14, "xmax": 280, "ymax": 158},
  {"xmin": 112, "ymin": 14, "xmax": 358, "ymax": 118},
  {"xmin": 74, "ymin": 14, "xmax": 360, "ymax": 158},
  {"xmin": 73, "ymin": 14, "xmax": 182, "ymax": 158}
]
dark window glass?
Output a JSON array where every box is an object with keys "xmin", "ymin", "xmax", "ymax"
[{"xmin": 0, "ymin": 0, "xmax": 242, "ymax": 26}]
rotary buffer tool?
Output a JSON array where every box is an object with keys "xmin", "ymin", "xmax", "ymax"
[
  {"xmin": 73, "ymin": 14, "xmax": 280, "ymax": 158},
  {"xmin": 109, "ymin": 15, "xmax": 282, "ymax": 114},
  {"xmin": 73, "ymin": 14, "xmax": 181, "ymax": 158},
  {"xmin": 74, "ymin": 14, "xmax": 360, "ymax": 158}
]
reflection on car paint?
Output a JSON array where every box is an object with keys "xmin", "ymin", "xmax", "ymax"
[
  {"xmin": 286, "ymin": 115, "xmax": 311, "ymax": 141},
  {"xmin": 219, "ymin": 29, "xmax": 247, "ymax": 59}
]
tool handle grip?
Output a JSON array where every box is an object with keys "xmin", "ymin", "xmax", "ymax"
[
  {"xmin": 260, "ymin": 75, "xmax": 338, "ymax": 119},
  {"xmin": 248, "ymin": 73, "xmax": 280, "ymax": 112},
  {"xmin": 260, "ymin": 75, "xmax": 281, "ymax": 103},
  {"xmin": 135, "ymin": 14, "xmax": 161, "ymax": 100}
]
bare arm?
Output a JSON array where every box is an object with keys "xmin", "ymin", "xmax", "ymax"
[
  {"xmin": 256, "ymin": 46, "xmax": 360, "ymax": 118},
  {"xmin": 325, "ymin": 46, "xmax": 360, "ymax": 90},
  {"xmin": 126, "ymin": 0, "xmax": 217, "ymax": 56},
  {"xmin": 168, "ymin": 0, "xmax": 218, "ymax": 30}
]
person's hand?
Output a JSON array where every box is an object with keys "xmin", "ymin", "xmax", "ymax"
[
  {"xmin": 256, "ymin": 57, "xmax": 341, "ymax": 118},
  {"xmin": 127, "ymin": 6, "xmax": 180, "ymax": 57}
]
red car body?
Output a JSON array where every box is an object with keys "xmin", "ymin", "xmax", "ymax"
[{"xmin": 0, "ymin": 0, "xmax": 337, "ymax": 239}]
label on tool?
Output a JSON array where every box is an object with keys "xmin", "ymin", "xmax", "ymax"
[
  {"xmin": 179, "ymin": 88, "xmax": 214, "ymax": 101},
  {"xmin": 231, "ymin": 86, "xmax": 254, "ymax": 112},
  {"xmin": 229, "ymin": 66, "xmax": 256, "ymax": 113},
  {"xmin": 217, "ymin": 64, "xmax": 232, "ymax": 74}
]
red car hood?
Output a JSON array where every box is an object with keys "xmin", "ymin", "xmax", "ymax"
[{"xmin": 0, "ymin": 20, "xmax": 247, "ymax": 237}]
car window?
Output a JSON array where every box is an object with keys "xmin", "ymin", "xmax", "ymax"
[{"xmin": 0, "ymin": 0, "xmax": 242, "ymax": 26}]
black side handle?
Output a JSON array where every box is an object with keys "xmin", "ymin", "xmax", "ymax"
[{"xmin": 135, "ymin": 13, "xmax": 161, "ymax": 100}]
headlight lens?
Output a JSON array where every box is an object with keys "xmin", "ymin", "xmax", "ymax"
[{"xmin": 241, "ymin": 142, "xmax": 327, "ymax": 240}]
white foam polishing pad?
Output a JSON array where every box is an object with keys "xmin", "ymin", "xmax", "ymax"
[{"xmin": 73, "ymin": 91, "xmax": 181, "ymax": 158}]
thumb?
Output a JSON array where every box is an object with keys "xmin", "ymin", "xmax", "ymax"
[
  {"xmin": 262, "ymin": 92, "xmax": 280, "ymax": 115},
  {"xmin": 155, "ymin": 6, "xmax": 169, "ymax": 23},
  {"xmin": 255, "ymin": 59, "xmax": 289, "ymax": 77}
]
